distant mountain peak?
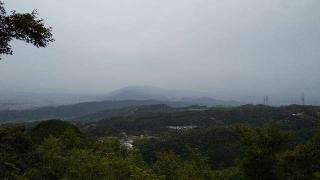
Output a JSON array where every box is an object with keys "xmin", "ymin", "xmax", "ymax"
[{"xmin": 102, "ymin": 85, "xmax": 242, "ymax": 106}]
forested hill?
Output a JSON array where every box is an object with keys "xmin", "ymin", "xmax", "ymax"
[
  {"xmin": 2, "ymin": 105, "xmax": 320, "ymax": 179},
  {"xmin": 0, "ymin": 93, "xmax": 245, "ymax": 124},
  {"xmin": 82, "ymin": 104, "xmax": 320, "ymax": 137},
  {"xmin": 0, "ymin": 100, "xmax": 192, "ymax": 124},
  {"xmin": 71, "ymin": 104, "xmax": 180, "ymax": 122}
]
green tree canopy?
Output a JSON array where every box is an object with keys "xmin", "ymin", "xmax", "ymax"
[
  {"xmin": 0, "ymin": 1, "xmax": 53, "ymax": 59},
  {"xmin": 236, "ymin": 123, "xmax": 287, "ymax": 180},
  {"xmin": 28, "ymin": 120, "xmax": 84, "ymax": 144}
]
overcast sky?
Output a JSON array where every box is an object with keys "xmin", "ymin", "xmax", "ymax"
[{"xmin": 1, "ymin": 0, "xmax": 319, "ymax": 103}]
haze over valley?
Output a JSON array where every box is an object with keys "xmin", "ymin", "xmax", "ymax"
[{"xmin": 1, "ymin": 0, "xmax": 320, "ymax": 107}]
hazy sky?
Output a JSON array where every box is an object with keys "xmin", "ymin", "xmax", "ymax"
[{"xmin": 1, "ymin": 0, "xmax": 319, "ymax": 102}]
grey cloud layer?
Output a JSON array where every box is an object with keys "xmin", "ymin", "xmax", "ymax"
[{"xmin": 1, "ymin": 0, "xmax": 319, "ymax": 103}]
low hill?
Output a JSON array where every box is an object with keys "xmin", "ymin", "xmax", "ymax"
[
  {"xmin": 71, "ymin": 104, "xmax": 178, "ymax": 122},
  {"xmin": 0, "ymin": 100, "xmax": 192, "ymax": 124},
  {"xmin": 82, "ymin": 105, "xmax": 320, "ymax": 138},
  {"xmin": 103, "ymin": 86, "xmax": 242, "ymax": 106}
]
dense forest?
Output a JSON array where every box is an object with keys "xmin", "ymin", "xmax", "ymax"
[{"xmin": 1, "ymin": 105, "xmax": 320, "ymax": 179}]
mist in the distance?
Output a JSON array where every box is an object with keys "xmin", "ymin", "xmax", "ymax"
[{"xmin": 1, "ymin": 0, "xmax": 319, "ymax": 105}]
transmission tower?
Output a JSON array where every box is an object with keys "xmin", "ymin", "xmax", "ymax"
[
  {"xmin": 264, "ymin": 96, "xmax": 269, "ymax": 105},
  {"xmin": 301, "ymin": 92, "xmax": 305, "ymax": 105}
]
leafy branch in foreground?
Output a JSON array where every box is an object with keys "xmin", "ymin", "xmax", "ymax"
[{"xmin": 0, "ymin": 1, "xmax": 53, "ymax": 59}]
